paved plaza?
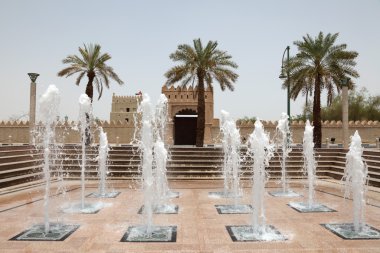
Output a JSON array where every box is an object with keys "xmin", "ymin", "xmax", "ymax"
[{"xmin": 0, "ymin": 180, "xmax": 380, "ymax": 252}]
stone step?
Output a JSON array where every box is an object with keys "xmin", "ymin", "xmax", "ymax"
[
  {"xmin": 0, "ymin": 159, "xmax": 43, "ymax": 171},
  {"xmin": 0, "ymin": 178, "xmax": 58, "ymax": 195},
  {"xmin": 0, "ymin": 171, "xmax": 44, "ymax": 188},
  {"xmin": 0, "ymin": 149, "xmax": 39, "ymax": 157},
  {"xmin": 0, "ymin": 153, "xmax": 43, "ymax": 163},
  {"xmin": 0, "ymin": 165, "xmax": 43, "ymax": 179}
]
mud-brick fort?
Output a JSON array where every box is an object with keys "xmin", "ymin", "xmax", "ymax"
[{"xmin": 1, "ymin": 85, "xmax": 380, "ymax": 145}]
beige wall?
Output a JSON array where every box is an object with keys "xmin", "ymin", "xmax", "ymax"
[
  {"xmin": 1, "ymin": 120, "xmax": 379, "ymax": 145},
  {"xmin": 0, "ymin": 120, "xmax": 135, "ymax": 144},
  {"xmin": 234, "ymin": 120, "xmax": 380, "ymax": 144}
]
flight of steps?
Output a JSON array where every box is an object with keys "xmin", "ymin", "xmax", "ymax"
[
  {"xmin": 0, "ymin": 145, "xmax": 46, "ymax": 193},
  {"xmin": 1, "ymin": 145, "xmax": 380, "ymax": 193}
]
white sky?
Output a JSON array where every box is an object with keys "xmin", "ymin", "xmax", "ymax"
[{"xmin": 0, "ymin": 0, "xmax": 379, "ymax": 122}]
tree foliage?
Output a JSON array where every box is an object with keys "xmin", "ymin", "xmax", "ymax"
[
  {"xmin": 58, "ymin": 43, "xmax": 124, "ymax": 101},
  {"xmin": 286, "ymin": 32, "xmax": 359, "ymax": 147},
  {"xmin": 322, "ymin": 88, "xmax": 380, "ymax": 121},
  {"xmin": 165, "ymin": 39, "xmax": 238, "ymax": 147},
  {"xmin": 292, "ymin": 88, "xmax": 380, "ymax": 122},
  {"xmin": 236, "ymin": 116, "xmax": 256, "ymax": 124}
]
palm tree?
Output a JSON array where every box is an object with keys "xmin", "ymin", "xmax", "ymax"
[
  {"xmin": 58, "ymin": 43, "xmax": 124, "ymax": 145},
  {"xmin": 286, "ymin": 32, "xmax": 359, "ymax": 147},
  {"xmin": 58, "ymin": 43, "xmax": 124, "ymax": 101},
  {"xmin": 165, "ymin": 39, "xmax": 238, "ymax": 147}
]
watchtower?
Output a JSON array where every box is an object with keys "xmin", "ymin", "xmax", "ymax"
[{"xmin": 110, "ymin": 93, "xmax": 141, "ymax": 123}]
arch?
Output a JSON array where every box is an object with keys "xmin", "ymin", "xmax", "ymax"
[
  {"xmin": 174, "ymin": 108, "xmax": 197, "ymax": 145},
  {"xmin": 176, "ymin": 108, "xmax": 197, "ymax": 115}
]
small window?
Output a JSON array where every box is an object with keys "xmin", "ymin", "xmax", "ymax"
[
  {"xmin": 205, "ymin": 95, "xmax": 207, "ymax": 99},
  {"xmin": 175, "ymin": 95, "xmax": 177, "ymax": 99},
  {"xmin": 126, "ymin": 108, "xmax": 130, "ymax": 112},
  {"xmin": 181, "ymin": 95, "xmax": 183, "ymax": 99},
  {"xmin": 187, "ymin": 95, "xmax": 189, "ymax": 99},
  {"xmin": 168, "ymin": 95, "xmax": 171, "ymax": 99},
  {"xmin": 125, "ymin": 118, "xmax": 129, "ymax": 122}
]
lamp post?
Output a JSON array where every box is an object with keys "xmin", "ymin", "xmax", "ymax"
[
  {"xmin": 341, "ymin": 77, "xmax": 350, "ymax": 149},
  {"xmin": 279, "ymin": 46, "xmax": 290, "ymax": 121},
  {"xmin": 28, "ymin": 73, "xmax": 39, "ymax": 145}
]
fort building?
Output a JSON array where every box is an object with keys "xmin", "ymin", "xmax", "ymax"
[
  {"xmin": 110, "ymin": 93, "xmax": 141, "ymax": 124},
  {"xmin": 1, "ymin": 86, "xmax": 379, "ymax": 146},
  {"xmin": 109, "ymin": 86, "xmax": 220, "ymax": 145},
  {"xmin": 161, "ymin": 85, "xmax": 219, "ymax": 145}
]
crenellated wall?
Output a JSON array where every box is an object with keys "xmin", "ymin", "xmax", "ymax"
[
  {"xmin": 232, "ymin": 120, "xmax": 380, "ymax": 144},
  {"xmin": 0, "ymin": 120, "xmax": 136, "ymax": 144},
  {"xmin": 0, "ymin": 119, "xmax": 379, "ymax": 144}
]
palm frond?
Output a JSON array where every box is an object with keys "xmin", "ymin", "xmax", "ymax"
[{"xmin": 58, "ymin": 43, "xmax": 124, "ymax": 100}]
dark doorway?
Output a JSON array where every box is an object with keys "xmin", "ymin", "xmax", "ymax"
[{"xmin": 174, "ymin": 109, "xmax": 197, "ymax": 145}]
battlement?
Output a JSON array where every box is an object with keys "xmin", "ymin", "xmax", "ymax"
[
  {"xmin": 112, "ymin": 93, "xmax": 142, "ymax": 103},
  {"xmin": 161, "ymin": 85, "xmax": 213, "ymax": 92},
  {"xmin": 161, "ymin": 85, "xmax": 214, "ymax": 104},
  {"xmin": 236, "ymin": 120, "xmax": 380, "ymax": 127},
  {"xmin": 0, "ymin": 120, "xmax": 136, "ymax": 127},
  {"xmin": 1, "ymin": 119, "xmax": 378, "ymax": 128}
]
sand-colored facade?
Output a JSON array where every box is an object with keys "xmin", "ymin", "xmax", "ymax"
[{"xmin": 1, "ymin": 86, "xmax": 379, "ymax": 145}]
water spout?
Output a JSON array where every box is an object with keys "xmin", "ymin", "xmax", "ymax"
[
  {"xmin": 98, "ymin": 127, "xmax": 109, "ymax": 196},
  {"xmin": 247, "ymin": 119, "xmax": 274, "ymax": 232},
  {"xmin": 277, "ymin": 112, "xmax": 291, "ymax": 193},
  {"xmin": 220, "ymin": 110, "xmax": 241, "ymax": 203},
  {"xmin": 303, "ymin": 120, "xmax": 317, "ymax": 207},
  {"xmin": 344, "ymin": 131, "xmax": 368, "ymax": 232},
  {"xmin": 39, "ymin": 84, "xmax": 60, "ymax": 233},
  {"xmin": 78, "ymin": 94, "xmax": 92, "ymax": 209},
  {"xmin": 137, "ymin": 94, "xmax": 155, "ymax": 235}
]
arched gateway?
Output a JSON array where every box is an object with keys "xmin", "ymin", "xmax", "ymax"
[
  {"xmin": 174, "ymin": 109, "xmax": 197, "ymax": 145},
  {"xmin": 161, "ymin": 85, "xmax": 218, "ymax": 145}
]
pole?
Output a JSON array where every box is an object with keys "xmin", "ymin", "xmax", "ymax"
[
  {"xmin": 342, "ymin": 83, "xmax": 349, "ymax": 149},
  {"xmin": 286, "ymin": 46, "xmax": 290, "ymax": 121},
  {"xmin": 28, "ymin": 73, "xmax": 39, "ymax": 145},
  {"xmin": 29, "ymin": 81, "xmax": 36, "ymax": 144}
]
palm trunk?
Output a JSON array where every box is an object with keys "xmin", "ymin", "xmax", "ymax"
[
  {"xmin": 196, "ymin": 71, "xmax": 205, "ymax": 147},
  {"xmin": 313, "ymin": 74, "xmax": 322, "ymax": 148},
  {"xmin": 85, "ymin": 71, "xmax": 95, "ymax": 102},
  {"xmin": 84, "ymin": 71, "xmax": 95, "ymax": 145}
]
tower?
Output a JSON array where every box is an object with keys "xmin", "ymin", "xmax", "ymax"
[{"xmin": 110, "ymin": 93, "xmax": 141, "ymax": 123}]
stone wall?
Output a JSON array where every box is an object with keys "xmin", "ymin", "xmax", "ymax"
[
  {"xmin": 234, "ymin": 120, "xmax": 380, "ymax": 144},
  {"xmin": 1, "ymin": 120, "xmax": 379, "ymax": 144},
  {"xmin": 0, "ymin": 120, "xmax": 135, "ymax": 144}
]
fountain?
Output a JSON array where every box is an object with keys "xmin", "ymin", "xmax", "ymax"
[
  {"xmin": 87, "ymin": 127, "xmax": 120, "ymax": 198},
  {"xmin": 212, "ymin": 110, "xmax": 252, "ymax": 214},
  {"xmin": 323, "ymin": 131, "xmax": 380, "ymax": 239},
  {"xmin": 138, "ymin": 94, "xmax": 178, "ymax": 214},
  {"xmin": 153, "ymin": 94, "xmax": 179, "ymax": 200},
  {"xmin": 11, "ymin": 85, "xmax": 79, "ymax": 241},
  {"xmin": 226, "ymin": 119, "xmax": 286, "ymax": 241},
  {"xmin": 269, "ymin": 113, "xmax": 300, "ymax": 197},
  {"xmin": 122, "ymin": 94, "xmax": 177, "ymax": 242},
  {"xmin": 62, "ymin": 94, "xmax": 103, "ymax": 214},
  {"xmin": 288, "ymin": 120, "xmax": 335, "ymax": 212}
]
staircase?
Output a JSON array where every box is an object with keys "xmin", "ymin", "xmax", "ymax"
[
  {"xmin": 0, "ymin": 145, "xmax": 45, "ymax": 193},
  {"xmin": 1, "ymin": 145, "xmax": 380, "ymax": 193}
]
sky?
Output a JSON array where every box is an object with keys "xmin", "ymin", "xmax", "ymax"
[{"xmin": 0, "ymin": 0, "xmax": 379, "ymax": 122}]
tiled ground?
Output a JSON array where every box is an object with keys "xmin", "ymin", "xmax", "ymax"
[{"xmin": 0, "ymin": 179, "xmax": 380, "ymax": 253}]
